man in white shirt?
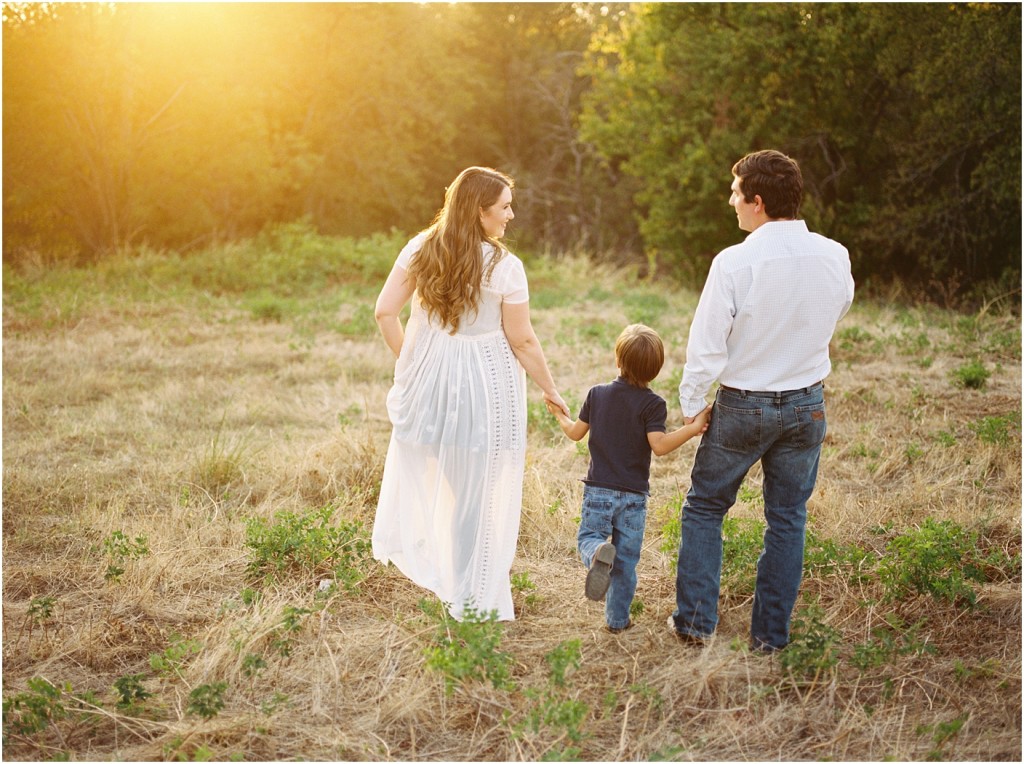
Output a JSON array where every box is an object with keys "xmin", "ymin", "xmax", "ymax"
[{"xmin": 670, "ymin": 150, "xmax": 855, "ymax": 652}]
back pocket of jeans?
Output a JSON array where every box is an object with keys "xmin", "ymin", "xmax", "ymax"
[
  {"xmin": 794, "ymin": 403, "xmax": 827, "ymax": 446},
  {"xmin": 714, "ymin": 403, "xmax": 762, "ymax": 452}
]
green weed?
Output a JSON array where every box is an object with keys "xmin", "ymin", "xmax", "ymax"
[
  {"xmin": 545, "ymin": 639, "xmax": 582, "ymax": 688},
  {"xmin": 21, "ymin": 595, "xmax": 58, "ymax": 644},
  {"xmin": 244, "ymin": 504, "xmax": 370, "ymax": 589},
  {"xmin": 187, "ymin": 682, "xmax": 228, "ymax": 720},
  {"xmin": 917, "ymin": 714, "xmax": 969, "ymax": 761},
  {"xmin": 421, "ymin": 600, "xmax": 514, "ymax": 694},
  {"xmin": 804, "ymin": 526, "xmax": 873, "ymax": 582},
  {"xmin": 246, "ymin": 293, "xmax": 299, "ymax": 322},
  {"xmin": 656, "ymin": 493, "xmax": 684, "ymax": 565},
  {"xmin": 779, "ymin": 602, "xmax": 842, "ymax": 684},
  {"xmin": 969, "ymin": 412, "xmax": 1020, "ymax": 445},
  {"xmin": 557, "ymin": 315, "xmax": 619, "ymax": 348},
  {"xmin": 192, "ymin": 414, "xmax": 258, "ymax": 498},
  {"xmin": 112, "ymin": 674, "xmax": 151, "ymax": 710},
  {"xmin": 878, "ymin": 519, "xmax": 985, "ymax": 605},
  {"xmin": 736, "ymin": 482, "xmax": 764, "ymax": 508},
  {"xmin": 513, "ymin": 640, "xmax": 589, "ymax": 760},
  {"xmin": 2, "ymin": 677, "xmax": 68, "ymax": 738},
  {"xmin": 721, "ymin": 516, "xmax": 764, "ymax": 596},
  {"xmin": 850, "ymin": 614, "xmax": 936, "ymax": 671},
  {"xmin": 27, "ymin": 595, "xmax": 56, "ymax": 622},
  {"xmin": 512, "ymin": 571, "xmax": 540, "ymax": 608},
  {"xmin": 950, "ymin": 360, "xmax": 990, "ymax": 389},
  {"xmin": 952, "ymin": 658, "xmax": 1001, "ymax": 684},
  {"xmin": 271, "ymin": 605, "xmax": 312, "ymax": 658},
  {"xmin": 528, "ymin": 399, "xmax": 568, "ymax": 441},
  {"xmin": 102, "ymin": 530, "xmax": 150, "ymax": 581},
  {"xmin": 150, "ymin": 634, "xmax": 203, "ymax": 679},
  {"xmin": 904, "ymin": 441, "xmax": 925, "ymax": 462},
  {"xmin": 241, "ymin": 653, "xmax": 268, "ymax": 679}
]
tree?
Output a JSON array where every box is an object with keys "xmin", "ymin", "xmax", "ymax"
[{"xmin": 579, "ymin": 2, "xmax": 1021, "ymax": 294}]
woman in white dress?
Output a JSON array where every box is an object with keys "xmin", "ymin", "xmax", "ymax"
[{"xmin": 372, "ymin": 167, "xmax": 568, "ymax": 621}]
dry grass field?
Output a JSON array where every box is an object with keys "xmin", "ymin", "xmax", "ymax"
[{"xmin": 3, "ymin": 229, "xmax": 1021, "ymax": 761}]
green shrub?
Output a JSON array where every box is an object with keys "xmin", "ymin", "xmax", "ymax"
[
  {"xmin": 969, "ymin": 413, "xmax": 1021, "ymax": 445},
  {"xmin": 512, "ymin": 640, "xmax": 590, "ymax": 760},
  {"xmin": 244, "ymin": 504, "xmax": 370, "ymax": 589},
  {"xmin": 149, "ymin": 634, "xmax": 203, "ymax": 678},
  {"xmin": 950, "ymin": 360, "xmax": 990, "ymax": 389},
  {"xmin": 2, "ymin": 677, "xmax": 68, "ymax": 738},
  {"xmin": 849, "ymin": 614, "xmax": 936, "ymax": 671},
  {"xmin": 112, "ymin": 674, "xmax": 151, "ymax": 710},
  {"xmin": 804, "ymin": 526, "xmax": 873, "ymax": 583},
  {"xmin": 103, "ymin": 530, "xmax": 150, "ymax": 582},
  {"xmin": 721, "ymin": 516, "xmax": 764, "ymax": 595},
  {"xmin": 187, "ymin": 682, "xmax": 228, "ymax": 720},
  {"xmin": 879, "ymin": 519, "xmax": 987, "ymax": 605},
  {"xmin": 779, "ymin": 603, "xmax": 842, "ymax": 683},
  {"xmin": 421, "ymin": 600, "xmax": 513, "ymax": 694}
]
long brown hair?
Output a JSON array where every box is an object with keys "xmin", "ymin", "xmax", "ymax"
[{"xmin": 408, "ymin": 167, "xmax": 513, "ymax": 333}]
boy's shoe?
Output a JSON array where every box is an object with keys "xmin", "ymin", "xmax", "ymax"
[
  {"xmin": 606, "ymin": 620, "xmax": 633, "ymax": 634},
  {"xmin": 585, "ymin": 542, "xmax": 616, "ymax": 601}
]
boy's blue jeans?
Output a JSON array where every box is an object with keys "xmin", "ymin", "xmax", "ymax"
[
  {"xmin": 578, "ymin": 484, "xmax": 647, "ymax": 630},
  {"xmin": 672, "ymin": 383, "xmax": 827, "ymax": 650}
]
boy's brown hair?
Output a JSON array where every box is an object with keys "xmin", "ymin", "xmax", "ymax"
[{"xmin": 615, "ymin": 324, "xmax": 665, "ymax": 388}]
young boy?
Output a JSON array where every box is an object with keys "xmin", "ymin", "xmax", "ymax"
[{"xmin": 546, "ymin": 324, "xmax": 710, "ymax": 633}]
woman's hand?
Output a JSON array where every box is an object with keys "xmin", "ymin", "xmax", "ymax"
[{"xmin": 543, "ymin": 389, "xmax": 570, "ymax": 418}]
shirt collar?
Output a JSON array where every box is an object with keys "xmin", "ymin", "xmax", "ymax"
[{"xmin": 746, "ymin": 219, "xmax": 808, "ymax": 241}]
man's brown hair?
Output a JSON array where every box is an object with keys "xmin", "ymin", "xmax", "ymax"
[{"xmin": 732, "ymin": 149, "xmax": 803, "ymax": 220}]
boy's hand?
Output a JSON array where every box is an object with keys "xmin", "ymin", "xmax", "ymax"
[
  {"xmin": 543, "ymin": 391, "xmax": 570, "ymax": 417},
  {"xmin": 692, "ymin": 405, "xmax": 711, "ymax": 433},
  {"xmin": 545, "ymin": 399, "xmax": 569, "ymax": 422}
]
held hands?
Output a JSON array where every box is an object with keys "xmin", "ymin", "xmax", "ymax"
[
  {"xmin": 544, "ymin": 397, "xmax": 589, "ymax": 442},
  {"xmin": 544, "ymin": 398, "xmax": 570, "ymax": 423},
  {"xmin": 543, "ymin": 390, "xmax": 570, "ymax": 418}
]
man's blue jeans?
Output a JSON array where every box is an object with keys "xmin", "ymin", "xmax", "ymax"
[
  {"xmin": 672, "ymin": 383, "xmax": 827, "ymax": 650},
  {"xmin": 578, "ymin": 485, "xmax": 647, "ymax": 630}
]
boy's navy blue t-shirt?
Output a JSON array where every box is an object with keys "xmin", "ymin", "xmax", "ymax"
[{"xmin": 578, "ymin": 377, "xmax": 667, "ymax": 496}]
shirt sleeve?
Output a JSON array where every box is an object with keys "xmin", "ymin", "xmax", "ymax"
[
  {"xmin": 395, "ymin": 231, "xmax": 428, "ymax": 270},
  {"xmin": 498, "ymin": 255, "xmax": 530, "ymax": 304},
  {"xmin": 678, "ymin": 257, "xmax": 735, "ymax": 418},
  {"xmin": 578, "ymin": 388, "xmax": 593, "ymax": 424},
  {"xmin": 644, "ymin": 395, "xmax": 668, "ymax": 434}
]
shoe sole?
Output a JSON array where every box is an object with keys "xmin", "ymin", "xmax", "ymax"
[{"xmin": 585, "ymin": 542, "xmax": 616, "ymax": 601}]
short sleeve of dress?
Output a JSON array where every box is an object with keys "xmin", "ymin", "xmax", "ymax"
[
  {"xmin": 494, "ymin": 254, "xmax": 530, "ymax": 304},
  {"xmin": 396, "ymin": 231, "xmax": 429, "ymax": 270}
]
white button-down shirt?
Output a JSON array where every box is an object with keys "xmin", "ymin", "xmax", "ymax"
[{"xmin": 679, "ymin": 220, "xmax": 855, "ymax": 418}]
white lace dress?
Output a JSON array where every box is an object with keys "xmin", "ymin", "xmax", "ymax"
[{"xmin": 372, "ymin": 233, "xmax": 528, "ymax": 621}]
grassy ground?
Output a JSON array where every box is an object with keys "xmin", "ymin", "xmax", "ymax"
[{"xmin": 3, "ymin": 228, "xmax": 1021, "ymax": 761}]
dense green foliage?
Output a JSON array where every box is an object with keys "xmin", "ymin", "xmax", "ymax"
[
  {"xmin": 580, "ymin": 2, "xmax": 1021, "ymax": 290},
  {"xmin": 3, "ymin": 2, "xmax": 1020, "ymax": 297}
]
